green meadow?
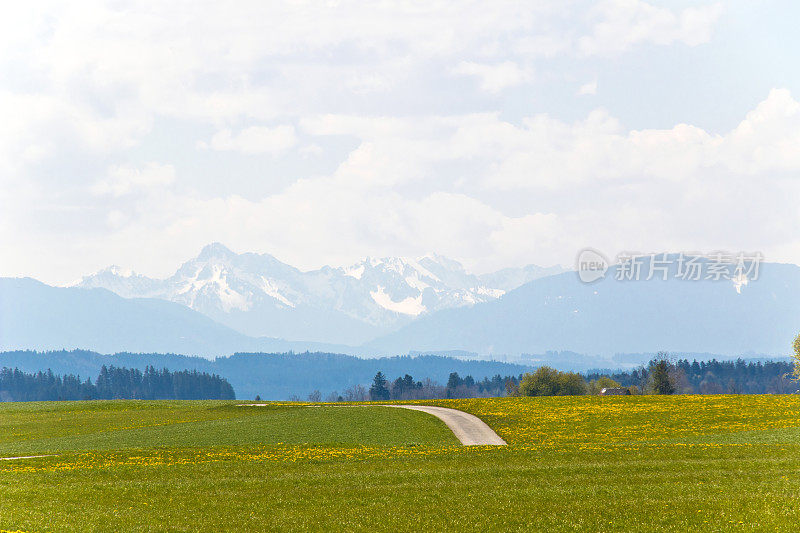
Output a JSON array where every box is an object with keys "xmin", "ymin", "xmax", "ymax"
[{"xmin": 1, "ymin": 396, "xmax": 800, "ymax": 532}]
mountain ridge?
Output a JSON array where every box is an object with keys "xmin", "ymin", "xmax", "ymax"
[
  {"xmin": 75, "ymin": 243, "xmax": 565, "ymax": 344},
  {"xmin": 367, "ymin": 259, "xmax": 800, "ymax": 357},
  {"xmin": 6, "ymin": 254, "xmax": 798, "ymax": 364},
  {"xmin": 0, "ymin": 277, "xmax": 362, "ymax": 358}
]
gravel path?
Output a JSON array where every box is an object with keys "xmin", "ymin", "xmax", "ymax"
[
  {"xmin": 0, "ymin": 455, "xmax": 54, "ymax": 461},
  {"xmin": 384, "ymin": 405, "xmax": 506, "ymax": 446}
]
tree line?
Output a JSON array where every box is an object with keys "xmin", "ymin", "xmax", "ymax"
[
  {"xmin": 294, "ymin": 371, "xmax": 522, "ymax": 402},
  {"xmin": 587, "ymin": 356, "xmax": 797, "ymax": 395},
  {"xmin": 311, "ymin": 354, "xmax": 799, "ymax": 402},
  {"xmin": 0, "ymin": 365, "xmax": 235, "ymax": 401},
  {"xmin": 508, "ymin": 356, "xmax": 798, "ymax": 397},
  {"xmin": 0, "ymin": 349, "xmax": 532, "ymax": 400}
]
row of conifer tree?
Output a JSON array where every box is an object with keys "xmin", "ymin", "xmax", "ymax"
[{"xmin": 0, "ymin": 365, "xmax": 235, "ymax": 401}]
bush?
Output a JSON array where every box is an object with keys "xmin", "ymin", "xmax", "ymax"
[
  {"xmin": 519, "ymin": 367, "xmax": 587, "ymax": 397},
  {"xmin": 589, "ymin": 376, "xmax": 621, "ymax": 395}
]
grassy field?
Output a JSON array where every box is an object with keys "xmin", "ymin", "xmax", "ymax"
[
  {"xmin": 0, "ymin": 401, "xmax": 458, "ymax": 456},
  {"xmin": 1, "ymin": 396, "xmax": 800, "ymax": 531}
]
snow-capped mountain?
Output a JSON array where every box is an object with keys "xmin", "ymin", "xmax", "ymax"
[
  {"xmin": 368, "ymin": 259, "xmax": 800, "ymax": 357},
  {"xmin": 75, "ymin": 243, "xmax": 565, "ymax": 345},
  {"xmin": 77, "ymin": 265, "xmax": 163, "ymax": 299}
]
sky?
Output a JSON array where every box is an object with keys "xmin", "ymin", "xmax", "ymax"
[{"xmin": 1, "ymin": 0, "xmax": 799, "ymax": 285}]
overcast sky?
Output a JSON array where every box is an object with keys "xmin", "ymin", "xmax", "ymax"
[{"xmin": 2, "ymin": 0, "xmax": 799, "ymax": 285}]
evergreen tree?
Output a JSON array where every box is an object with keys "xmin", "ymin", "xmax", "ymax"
[
  {"xmin": 369, "ymin": 372, "xmax": 390, "ymax": 401},
  {"xmin": 0, "ymin": 366, "xmax": 234, "ymax": 401},
  {"xmin": 650, "ymin": 359, "xmax": 675, "ymax": 395}
]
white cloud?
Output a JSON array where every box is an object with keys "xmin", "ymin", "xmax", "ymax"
[
  {"xmin": 454, "ymin": 89, "xmax": 800, "ymax": 191},
  {"xmin": 92, "ymin": 162, "xmax": 176, "ymax": 197},
  {"xmin": 4, "ymin": 0, "xmax": 797, "ymax": 286},
  {"xmin": 0, "ymin": 1, "xmax": 725, "ymax": 190},
  {"xmin": 45, "ymin": 90, "xmax": 799, "ymax": 280},
  {"xmin": 451, "ymin": 61, "xmax": 533, "ymax": 93},
  {"xmin": 201, "ymin": 125, "xmax": 298, "ymax": 154},
  {"xmin": 106, "ymin": 210, "xmax": 127, "ymax": 229},
  {"xmin": 299, "ymin": 144, "xmax": 324, "ymax": 157},
  {"xmin": 577, "ymin": 1, "xmax": 724, "ymax": 56},
  {"xmin": 577, "ymin": 79, "xmax": 598, "ymax": 95},
  {"xmin": 0, "ymin": 2, "xmax": 722, "ymax": 140}
]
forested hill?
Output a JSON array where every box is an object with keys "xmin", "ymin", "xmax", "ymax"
[
  {"xmin": 0, "ymin": 350, "xmax": 534, "ymax": 400},
  {"xmin": 0, "ymin": 366, "xmax": 235, "ymax": 402},
  {"xmin": 1, "ymin": 350, "xmax": 794, "ymax": 401},
  {"xmin": 587, "ymin": 358, "xmax": 797, "ymax": 395}
]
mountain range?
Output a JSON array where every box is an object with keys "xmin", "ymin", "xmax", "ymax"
[
  {"xmin": 2, "ymin": 247, "xmax": 799, "ymax": 363},
  {"xmin": 368, "ymin": 260, "xmax": 800, "ymax": 357},
  {"xmin": 74, "ymin": 243, "xmax": 565, "ymax": 345}
]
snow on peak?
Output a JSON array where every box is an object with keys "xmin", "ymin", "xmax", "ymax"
[
  {"xmin": 404, "ymin": 273, "xmax": 431, "ymax": 292},
  {"xmin": 370, "ymin": 285, "xmax": 427, "ymax": 316},
  {"xmin": 261, "ymin": 276, "xmax": 295, "ymax": 307},
  {"xmin": 475, "ymin": 286, "xmax": 505, "ymax": 298},
  {"xmin": 197, "ymin": 242, "xmax": 236, "ymax": 261},
  {"xmin": 179, "ymin": 264, "xmax": 251, "ymax": 312},
  {"xmin": 103, "ymin": 265, "xmax": 135, "ymax": 278},
  {"xmin": 402, "ymin": 257, "xmax": 441, "ymax": 282},
  {"xmin": 75, "ymin": 248, "xmax": 554, "ymax": 338},
  {"xmin": 419, "ymin": 252, "xmax": 465, "ymax": 272},
  {"xmin": 343, "ymin": 264, "xmax": 365, "ymax": 279}
]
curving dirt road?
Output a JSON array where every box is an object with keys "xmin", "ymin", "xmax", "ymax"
[{"xmin": 384, "ymin": 405, "xmax": 506, "ymax": 446}]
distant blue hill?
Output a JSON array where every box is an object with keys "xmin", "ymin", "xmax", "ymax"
[
  {"xmin": 0, "ymin": 278, "xmax": 357, "ymax": 358},
  {"xmin": 3, "ymin": 257, "xmax": 799, "ymax": 364},
  {"xmin": 367, "ymin": 260, "xmax": 800, "ymax": 357},
  {"xmin": 0, "ymin": 349, "xmax": 535, "ymax": 400}
]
